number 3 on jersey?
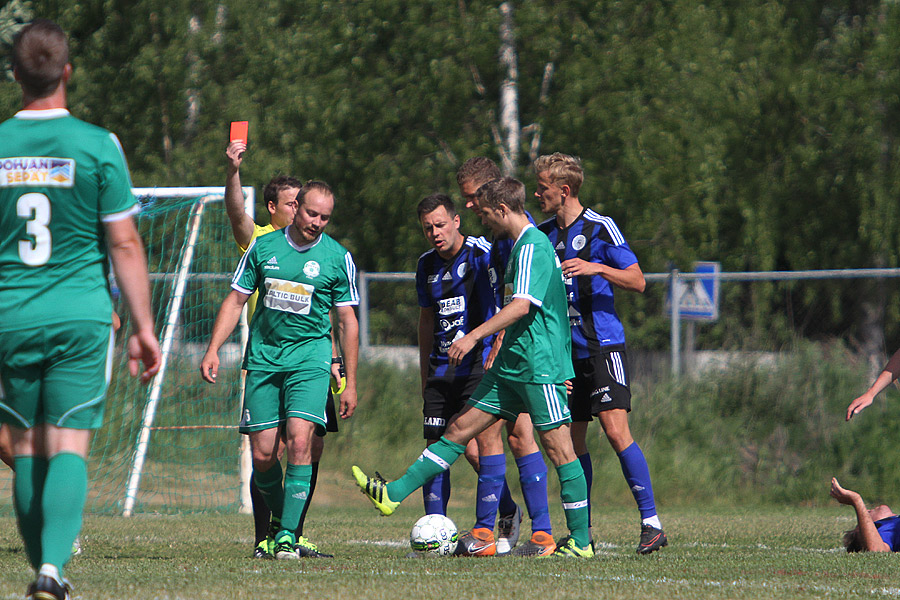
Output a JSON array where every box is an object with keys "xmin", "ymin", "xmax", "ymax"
[{"xmin": 17, "ymin": 192, "xmax": 51, "ymax": 266}]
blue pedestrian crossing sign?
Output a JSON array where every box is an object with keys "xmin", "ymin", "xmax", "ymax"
[{"xmin": 668, "ymin": 261, "xmax": 720, "ymax": 321}]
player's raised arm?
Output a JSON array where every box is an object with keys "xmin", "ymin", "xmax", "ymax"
[
  {"xmin": 830, "ymin": 478, "xmax": 891, "ymax": 552},
  {"xmin": 105, "ymin": 216, "xmax": 161, "ymax": 382},
  {"xmin": 200, "ymin": 290, "xmax": 249, "ymax": 383},
  {"xmin": 224, "ymin": 141, "xmax": 255, "ymax": 249}
]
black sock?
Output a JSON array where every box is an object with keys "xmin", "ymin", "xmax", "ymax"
[{"xmin": 250, "ymin": 477, "xmax": 271, "ymax": 544}]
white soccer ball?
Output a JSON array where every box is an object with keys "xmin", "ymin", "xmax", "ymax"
[{"xmin": 410, "ymin": 514, "xmax": 458, "ymax": 556}]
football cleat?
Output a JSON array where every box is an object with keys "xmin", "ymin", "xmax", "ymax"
[
  {"xmin": 551, "ymin": 536, "xmax": 594, "ymax": 558},
  {"xmin": 457, "ymin": 527, "xmax": 497, "ymax": 556},
  {"xmin": 294, "ymin": 535, "xmax": 333, "ymax": 558},
  {"xmin": 273, "ymin": 531, "xmax": 299, "ymax": 560},
  {"xmin": 70, "ymin": 537, "xmax": 82, "ymax": 557},
  {"xmin": 352, "ymin": 466, "xmax": 400, "ymax": 516},
  {"xmin": 32, "ymin": 574, "xmax": 71, "ymax": 600},
  {"xmin": 495, "ymin": 504, "xmax": 522, "ymax": 554},
  {"xmin": 637, "ymin": 524, "xmax": 668, "ymax": 554},
  {"xmin": 252, "ymin": 539, "xmax": 273, "ymax": 559},
  {"xmin": 510, "ymin": 531, "xmax": 556, "ymax": 557}
]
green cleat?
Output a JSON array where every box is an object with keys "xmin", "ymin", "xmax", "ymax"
[
  {"xmin": 294, "ymin": 535, "xmax": 333, "ymax": 558},
  {"xmin": 252, "ymin": 538, "xmax": 273, "ymax": 559},
  {"xmin": 351, "ymin": 465, "xmax": 400, "ymax": 516},
  {"xmin": 552, "ymin": 536, "xmax": 595, "ymax": 558},
  {"xmin": 273, "ymin": 531, "xmax": 299, "ymax": 560}
]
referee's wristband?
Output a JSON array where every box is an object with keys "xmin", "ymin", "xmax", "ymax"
[{"xmin": 331, "ymin": 357, "xmax": 343, "ymax": 365}]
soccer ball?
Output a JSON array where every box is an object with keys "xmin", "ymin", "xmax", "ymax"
[{"xmin": 410, "ymin": 514, "xmax": 458, "ymax": 556}]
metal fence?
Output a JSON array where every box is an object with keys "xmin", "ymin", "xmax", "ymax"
[{"xmin": 359, "ymin": 268, "xmax": 900, "ymax": 378}]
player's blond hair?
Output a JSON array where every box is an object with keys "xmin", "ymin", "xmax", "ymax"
[{"xmin": 533, "ymin": 152, "xmax": 584, "ymax": 197}]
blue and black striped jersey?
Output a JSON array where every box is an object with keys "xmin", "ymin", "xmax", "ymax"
[
  {"xmin": 416, "ymin": 235, "xmax": 495, "ymax": 377},
  {"xmin": 538, "ymin": 209, "xmax": 638, "ymax": 359}
]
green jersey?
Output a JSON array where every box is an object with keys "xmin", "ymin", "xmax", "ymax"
[
  {"xmin": 233, "ymin": 228, "xmax": 358, "ymax": 372},
  {"xmin": 0, "ymin": 109, "xmax": 138, "ymax": 332},
  {"xmin": 494, "ymin": 224, "xmax": 574, "ymax": 384},
  {"xmin": 241, "ymin": 222, "xmax": 278, "ymax": 321}
]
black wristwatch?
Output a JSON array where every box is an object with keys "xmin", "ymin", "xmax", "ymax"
[{"xmin": 332, "ymin": 356, "xmax": 343, "ymax": 365}]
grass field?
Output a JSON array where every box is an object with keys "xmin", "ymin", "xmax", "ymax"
[{"xmin": 1, "ymin": 501, "xmax": 897, "ymax": 600}]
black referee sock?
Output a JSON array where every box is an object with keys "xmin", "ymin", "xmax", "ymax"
[{"xmin": 249, "ymin": 477, "xmax": 271, "ymax": 544}]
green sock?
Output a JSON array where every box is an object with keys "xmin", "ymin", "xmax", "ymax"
[
  {"xmin": 387, "ymin": 437, "xmax": 465, "ymax": 502},
  {"xmin": 41, "ymin": 453, "xmax": 88, "ymax": 575},
  {"xmin": 557, "ymin": 459, "xmax": 590, "ymax": 548},
  {"xmin": 13, "ymin": 455, "xmax": 47, "ymax": 570},
  {"xmin": 253, "ymin": 462, "xmax": 284, "ymax": 520},
  {"xmin": 280, "ymin": 463, "xmax": 312, "ymax": 534}
]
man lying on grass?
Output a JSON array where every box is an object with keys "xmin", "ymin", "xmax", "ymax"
[{"xmin": 831, "ymin": 477, "xmax": 898, "ymax": 552}]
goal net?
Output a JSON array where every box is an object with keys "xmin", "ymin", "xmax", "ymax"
[{"xmin": 89, "ymin": 187, "xmax": 252, "ymax": 515}]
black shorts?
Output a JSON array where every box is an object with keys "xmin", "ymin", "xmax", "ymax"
[
  {"xmin": 315, "ymin": 387, "xmax": 339, "ymax": 437},
  {"xmin": 569, "ymin": 347, "xmax": 631, "ymax": 421},
  {"xmin": 422, "ymin": 374, "xmax": 483, "ymax": 440}
]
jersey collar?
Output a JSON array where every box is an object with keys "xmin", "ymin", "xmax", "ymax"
[
  {"xmin": 514, "ymin": 222, "xmax": 535, "ymax": 245},
  {"xmin": 15, "ymin": 108, "xmax": 70, "ymax": 120},
  {"xmin": 554, "ymin": 207, "xmax": 587, "ymax": 232},
  {"xmin": 284, "ymin": 227, "xmax": 323, "ymax": 252}
]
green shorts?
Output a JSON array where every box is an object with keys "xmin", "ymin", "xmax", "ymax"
[
  {"xmin": 467, "ymin": 371, "xmax": 571, "ymax": 431},
  {"xmin": 0, "ymin": 321, "xmax": 114, "ymax": 430},
  {"xmin": 240, "ymin": 368, "xmax": 330, "ymax": 433}
]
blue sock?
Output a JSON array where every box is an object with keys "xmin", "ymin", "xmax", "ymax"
[
  {"xmin": 498, "ymin": 478, "xmax": 517, "ymax": 516},
  {"xmin": 515, "ymin": 451, "xmax": 551, "ymax": 535},
  {"xmin": 422, "ymin": 471, "xmax": 450, "ymax": 515},
  {"xmin": 617, "ymin": 442, "xmax": 657, "ymax": 519},
  {"xmin": 578, "ymin": 452, "xmax": 593, "ymax": 527},
  {"xmin": 474, "ymin": 453, "xmax": 506, "ymax": 529}
]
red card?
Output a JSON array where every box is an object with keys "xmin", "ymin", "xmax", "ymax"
[{"xmin": 229, "ymin": 121, "xmax": 249, "ymax": 144}]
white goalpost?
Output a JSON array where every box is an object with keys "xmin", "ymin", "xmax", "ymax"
[{"xmin": 117, "ymin": 186, "xmax": 255, "ymax": 517}]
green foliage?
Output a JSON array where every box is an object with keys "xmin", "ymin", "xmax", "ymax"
[
  {"xmin": 0, "ymin": 0, "xmax": 31, "ymax": 81},
  {"xmin": 9, "ymin": 0, "xmax": 900, "ymax": 347},
  {"xmin": 629, "ymin": 340, "xmax": 900, "ymax": 505},
  {"xmin": 326, "ymin": 344, "xmax": 900, "ymax": 509}
]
